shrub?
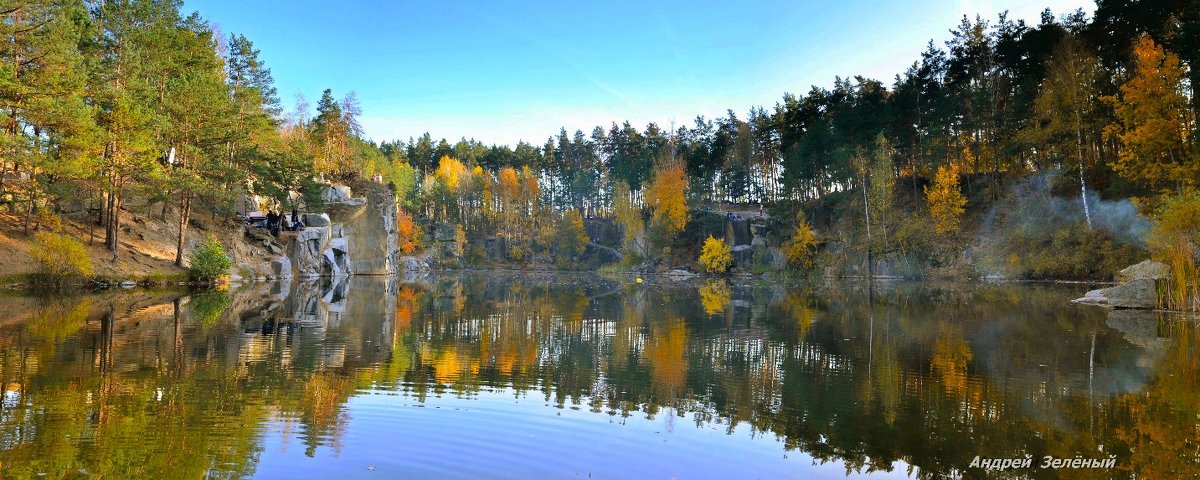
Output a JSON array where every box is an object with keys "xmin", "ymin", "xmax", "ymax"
[
  {"xmin": 699, "ymin": 236, "xmax": 732, "ymax": 274},
  {"xmin": 992, "ymin": 221, "xmax": 1143, "ymax": 281},
  {"xmin": 1149, "ymin": 190, "xmax": 1200, "ymax": 310},
  {"xmin": 30, "ymin": 232, "xmax": 93, "ymax": 287},
  {"xmin": 189, "ymin": 235, "xmax": 233, "ymax": 281},
  {"xmin": 784, "ymin": 212, "xmax": 819, "ymax": 268}
]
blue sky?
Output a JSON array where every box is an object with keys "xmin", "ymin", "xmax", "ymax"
[{"xmin": 184, "ymin": 0, "xmax": 1095, "ymax": 146}]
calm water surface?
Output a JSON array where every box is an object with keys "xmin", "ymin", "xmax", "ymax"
[{"xmin": 0, "ymin": 274, "xmax": 1197, "ymax": 479}]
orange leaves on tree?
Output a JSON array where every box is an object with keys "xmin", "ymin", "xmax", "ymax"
[
  {"xmin": 397, "ymin": 209, "xmax": 420, "ymax": 254},
  {"xmin": 1106, "ymin": 35, "xmax": 1198, "ymax": 193}
]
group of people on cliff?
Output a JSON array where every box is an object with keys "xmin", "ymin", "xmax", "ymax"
[{"xmin": 262, "ymin": 209, "xmax": 304, "ymax": 237}]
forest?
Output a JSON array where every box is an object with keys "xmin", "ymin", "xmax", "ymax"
[{"xmin": 1, "ymin": 1, "xmax": 1199, "ymax": 306}]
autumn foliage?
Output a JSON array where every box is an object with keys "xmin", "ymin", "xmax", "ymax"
[
  {"xmin": 784, "ymin": 212, "xmax": 818, "ymax": 268},
  {"xmin": 646, "ymin": 161, "xmax": 689, "ymax": 243},
  {"xmin": 699, "ymin": 236, "xmax": 733, "ymax": 274},
  {"xmin": 397, "ymin": 209, "xmax": 421, "ymax": 254},
  {"xmin": 1149, "ymin": 190, "xmax": 1200, "ymax": 311},
  {"xmin": 30, "ymin": 232, "xmax": 93, "ymax": 287},
  {"xmin": 1106, "ymin": 35, "xmax": 1198, "ymax": 194},
  {"xmin": 925, "ymin": 165, "xmax": 967, "ymax": 235}
]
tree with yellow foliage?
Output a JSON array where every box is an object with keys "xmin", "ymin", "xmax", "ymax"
[
  {"xmin": 784, "ymin": 211, "xmax": 818, "ymax": 268},
  {"xmin": 1106, "ymin": 35, "xmax": 1198, "ymax": 194},
  {"xmin": 497, "ymin": 166, "xmax": 520, "ymax": 238},
  {"xmin": 432, "ymin": 156, "xmax": 469, "ymax": 222},
  {"xmin": 925, "ymin": 165, "xmax": 967, "ymax": 235},
  {"xmin": 699, "ymin": 235, "xmax": 732, "ymax": 273},
  {"xmin": 646, "ymin": 160, "xmax": 689, "ymax": 247}
]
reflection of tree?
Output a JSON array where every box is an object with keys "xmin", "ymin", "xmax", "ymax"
[
  {"xmin": 1, "ymin": 278, "xmax": 1196, "ymax": 479},
  {"xmin": 187, "ymin": 290, "xmax": 230, "ymax": 326},
  {"xmin": 930, "ymin": 324, "xmax": 973, "ymax": 395},
  {"xmin": 301, "ymin": 372, "xmax": 353, "ymax": 457},
  {"xmin": 698, "ymin": 281, "xmax": 731, "ymax": 316},
  {"xmin": 1117, "ymin": 321, "xmax": 1200, "ymax": 479},
  {"xmin": 646, "ymin": 316, "xmax": 688, "ymax": 399},
  {"xmin": 26, "ymin": 297, "xmax": 90, "ymax": 358}
]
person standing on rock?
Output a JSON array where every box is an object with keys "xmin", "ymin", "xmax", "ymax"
[{"xmin": 267, "ymin": 211, "xmax": 280, "ymax": 237}]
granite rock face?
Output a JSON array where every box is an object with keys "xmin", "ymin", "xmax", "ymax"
[
  {"xmin": 326, "ymin": 184, "xmax": 399, "ymax": 275},
  {"xmin": 270, "ymin": 256, "xmax": 293, "ymax": 279},
  {"xmin": 284, "ymin": 182, "xmax": 398, "ymax": 278},
  {"xmin": 322, "ymin": 185, "xmax": 353, "ymax": 203},
  {"xmin": 289, "ymin": 226, "xmax": 331, "ymax": 277}
]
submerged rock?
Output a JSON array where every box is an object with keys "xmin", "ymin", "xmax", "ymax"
[{"xmin": 667, "ymin": 269, "xmax": 696, "ymax": 281}]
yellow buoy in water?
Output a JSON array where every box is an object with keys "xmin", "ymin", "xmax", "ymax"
[{"xmin": 636, "ymin": 277, "xmax": 643, "ymax": 283}]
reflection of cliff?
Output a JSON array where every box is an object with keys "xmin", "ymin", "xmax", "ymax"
[
  {"xmin": 0, "ymin": 277, "xmax": 1194, "ymax": 479},
  {"xmin": 0, "ymin": 277, "xmax": 396, "ymax": 477}
]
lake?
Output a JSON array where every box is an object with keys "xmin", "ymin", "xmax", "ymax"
[{"xmin": 0, "ymin": 274, "xmax": 1196, "ymax": 479}]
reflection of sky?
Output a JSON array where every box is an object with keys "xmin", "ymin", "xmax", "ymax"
[{"xmin": 254, "ymin": 388, "xmax": 913, "ymax": 479}]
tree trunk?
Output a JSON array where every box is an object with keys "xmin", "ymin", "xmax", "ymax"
[
  {"xmin": 1076, "ymin": 126, "xmax": 1092, "ymax": 230},
  {"xmin": 175, "ymin": 192, "xmax": 191, "ymax": 267}
]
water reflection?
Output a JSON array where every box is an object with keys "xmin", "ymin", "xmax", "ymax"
[{"xmin": 0, "ymin": 275, "xmax": 1196, "ymax": 478}]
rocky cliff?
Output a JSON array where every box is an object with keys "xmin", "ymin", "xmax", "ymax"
[{"xmin": 281, "ymin": 182, "xmax": 399, "ymax": 278}]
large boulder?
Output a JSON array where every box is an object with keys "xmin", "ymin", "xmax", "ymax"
[
  {"xmin": 1074, "ymin": 260, "xmax": 1170, "ymax": 310},
  {"xmin": 1073, "ymin": 278, "xmax": 1159, "ymax": 309},
  {"xmin": 1116, "ymin": 260, "xmax": 1169, "ymax": 283}
]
